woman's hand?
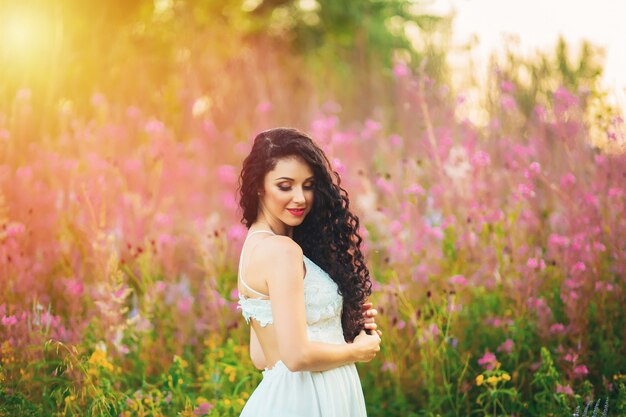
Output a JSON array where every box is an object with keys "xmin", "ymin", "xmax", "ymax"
[
  {"xmin": 362, "ymin": 302, "xmax": 383, "ymax": 337},
  {"xmin": 352, "ymin": 329, "xmax": 381, "ymax": 363}
]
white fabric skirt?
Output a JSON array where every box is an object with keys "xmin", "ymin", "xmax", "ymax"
[{"xmin": 240, "ymin": 360, "xmax": 367, "ymax": 417}]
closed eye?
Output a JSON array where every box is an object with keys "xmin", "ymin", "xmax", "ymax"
[{"xmin": 278, "ymin": 184, "xmax": 315, "ymax": 191}]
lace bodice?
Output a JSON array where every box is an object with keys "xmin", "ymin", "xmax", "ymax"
[{"xmin": 237, "ymin": 232, "xmax": 345, "ymax": 344}]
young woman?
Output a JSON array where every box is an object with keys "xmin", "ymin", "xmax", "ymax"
[{"xmin": 236, "ymin": 127, "xmax": 382, "ymax": 416}]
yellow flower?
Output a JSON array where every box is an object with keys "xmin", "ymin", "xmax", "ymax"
[
  {"xmin": 501, "ymin": 373, "xmax": 511, "ymax": 381},
  {"xmin": 237, "ymin": 399, "xmax": 245, "ymax": 407},
  {"xmin": 197, "ymin": 396, "xmax": 209, "ymax": 405},
  {"xmin": 475, "ymin": 375, "xmax": 484, "ymax": 386},
  {"xmin": 486, "ymin": 376, "xmax": 500, "ymax": 386},
  {"xmin": 223, "ymin": 399, "xmax": 231, "ymax": 407},
  {"xmin": 242, "ymin": 391, "xmax": 250, "ymax": 399},
  {"xmin": 88, "ymin": 349, "xmax": 115, "ymax": 373}
]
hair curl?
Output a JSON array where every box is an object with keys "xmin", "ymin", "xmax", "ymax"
[{"xmin": 237, "ymin": 127, "xmax": 371, "ymax": 342}]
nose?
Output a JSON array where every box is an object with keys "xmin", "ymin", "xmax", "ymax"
[{"xmin": 293, "ymin": 186, "xmax": 306, "ymax": 203}]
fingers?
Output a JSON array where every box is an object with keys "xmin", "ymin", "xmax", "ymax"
[
  {"xmin": 362, "ymin": 308, "xmax": 378, "ymax": 318},
  {"xmin": 362, "ymin": 302, "xmax": 373, "ymax": 311}
]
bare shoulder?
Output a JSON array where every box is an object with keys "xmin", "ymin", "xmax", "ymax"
[
  {"xmin": 255, "ymin": 235, "xmax": 303, "ymax": 261},
  {"xmin": 250, "ymin": 235, "xmax": 304, "ymax": 281}
]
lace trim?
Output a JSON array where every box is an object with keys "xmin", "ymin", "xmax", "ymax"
[
  {"xmin": 237, "ymin": 255, "xmax": 343, "ymax": 330},
  {"xmin": 238, "ymin": 295, "xmax": 273, "ymax": 327}
]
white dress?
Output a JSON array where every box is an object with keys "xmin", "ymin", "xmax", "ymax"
[{"xmin": 237, "ymin": 230, "xmax": 367, "ymax": 417}]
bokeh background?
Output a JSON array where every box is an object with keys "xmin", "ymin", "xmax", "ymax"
[{"xmin": 1, "ymin": 1, "xmax": 625, "ymax": 416}]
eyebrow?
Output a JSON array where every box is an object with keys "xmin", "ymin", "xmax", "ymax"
[{"xmin": 274, "ymin": 176, "xmax": 315, "ymax": 181}]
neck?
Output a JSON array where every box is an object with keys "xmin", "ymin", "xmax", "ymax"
[{"xmin": 253, "ymin": 220, "xmax": 291, "ymax": 238}]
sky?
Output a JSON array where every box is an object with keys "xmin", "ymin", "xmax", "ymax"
[{"xmin": 427, "ymin": 0, "xmax": 626, "ymax": 117}]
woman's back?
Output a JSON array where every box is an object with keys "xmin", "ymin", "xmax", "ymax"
[{"xmin": 237, "ymin": 229, "xmax": 346, "ymax": 370}]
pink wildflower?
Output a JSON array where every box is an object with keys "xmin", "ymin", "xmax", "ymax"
[
  {"xmin": 145, "ymin": 119, "xmax": 165, "ymax": 135},
  {"xmin": 177, "ymin": 296, "xmax": 193, "ymax": 315},
  {"xmin": 500, "ymin": 95, "xmax": 517, "ymax": 111},
  {"xmin": 332, "ymin": 158, "xmax": 345, "ymax": 175},
  {"xmin": 554, "ymin": 86, "xmax": 579, "ymax": 108},
  {"xmin": 560, "ymin": 173, "xmax": 576, "ymax": 187},
  {"xmin": 571, "ymin": 262, "xmax": 586, "ymax": 273},
  {"xmin": 1, "ymin": 315, "xmax": 18, "ymax": 326},
  {"xmin": 448, "ymin": 275, "xmax": 467, "ymax": 286},
  {"xmin": 381, "ymin": 361, "xmax": 398, "ymax": 372},
  {"xmin": 396, "ymin": 320, "xmax": 406, "ymax": 330},
  {"xmin": 497, "ymin": 339, "xmax": 515, "ymax": 354},
  {"xmin": 65, "ymin": 280, "xmax": 84, "ymax": 297},
  {"xmin": 194, "ymin": 402, "xmax": 214, "ymax": 416},
  {"xmin": 517, "ymin": 183, "xmax": 535, "ymax": 198},
  {"xmin": 375, "ymin": 177, "xmax": 394, "ymax": 194},
  {"xmin": 227, "ymin": 225, "xmax": 247, "ymax": 241},
  {"xmin": 393, "ymin": 62, "xmax": 409, "ymax": 78},
  {"xmin": 389, "ymin": 134, "xmax": 403, "ymax": 147},
  {"xmin": 216, "ymin": 165, "xmax": 238, "ymax": 184},
  {"xmin": 500, "ymin": 80, "xmax": 515, "ymax": 93},
  {"xmin": 534, "ymin": 104, "xmax": 547, "ymax": 119},
  {"xmin": 550, "ymin": 323, "xmax": 566, "ymax": 334},
  {"xmin": 478, "ymin": 350, "xmax": 497, "ymax": 370},
  {"xmin": 574, "ymin": 365, "xmax": 589, "ymax": 377},
  {"xmin": 5, "ymin": 222, "xmax": 26, "ymax": 238},
  {"xmin": 529, "ymin": 162, "xmax": 541, "ymax": 175},
  {"xmin": 256, "ymin": 101, "xmax": 272, "ymax": 113},
  {"xmin": 556, "ymin": 384, "xmax": 574, "ymax": 396},
  {"xmin": 403, "ymin": 184, "xmax": 425, "ymax": 196},
  {"xmin": 608, "ymin": 188, "xmax": 622, "ymax": 198},
  {"xmin": 471, "ymin": 150, "xmax": 491, "ymax": 167},
  {"xmin": 593, "ymin": 242, "xmax": 606, "ymax": 252}
]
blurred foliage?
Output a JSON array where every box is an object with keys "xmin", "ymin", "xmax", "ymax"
[
  {"xmin": 0, "ymin": 0, "xmax": 450, "ymax": 135},
  {"xmin": 486, "ymin": 36, "xmax": 606, "ymax": 119}
]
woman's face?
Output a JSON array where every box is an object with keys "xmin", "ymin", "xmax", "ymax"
[{"xmin": 258, "ymin": 156, "xmax": 315, "ymax": 232}]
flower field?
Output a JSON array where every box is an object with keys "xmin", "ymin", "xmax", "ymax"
[{"xmin": 1, "ymin": 2, "xmax": 626, "ymax": 416}]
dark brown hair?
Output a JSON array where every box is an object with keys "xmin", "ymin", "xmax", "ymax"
[{"xmin": 237, "ymin": 127, "xmax": 371, "ymax": 342}]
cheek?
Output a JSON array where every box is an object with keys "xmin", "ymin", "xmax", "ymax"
[{"xmin": 268, "ymin": 190, "xmax": 290, "ymax": 207}]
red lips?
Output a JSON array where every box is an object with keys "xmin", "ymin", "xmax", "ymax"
[{"xmin": 287, "ymin": 208, "xmax": 305, "ymax": 217}]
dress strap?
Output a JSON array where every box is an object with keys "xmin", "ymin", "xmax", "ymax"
[{"xmin": 238, "ymin": 230, "xmax": 275, "ymax": 298}]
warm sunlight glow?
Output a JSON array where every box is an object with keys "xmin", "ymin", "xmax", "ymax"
[{"xmin": 1, "ymin": 9, "xmax": 48, "ymax": 63}]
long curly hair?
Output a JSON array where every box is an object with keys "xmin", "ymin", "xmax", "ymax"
[{"xmin": 237, "ymin": 127, "xmax": 371, "ymax": 342}]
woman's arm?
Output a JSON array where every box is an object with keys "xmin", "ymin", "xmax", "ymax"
[
  {"xmin": 260, "ymin": 236, "xmax": 380, "ymax": 372},
  {"xmin": 250, "ymin": 327, "xmax": 267, "ymax": 370}
]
